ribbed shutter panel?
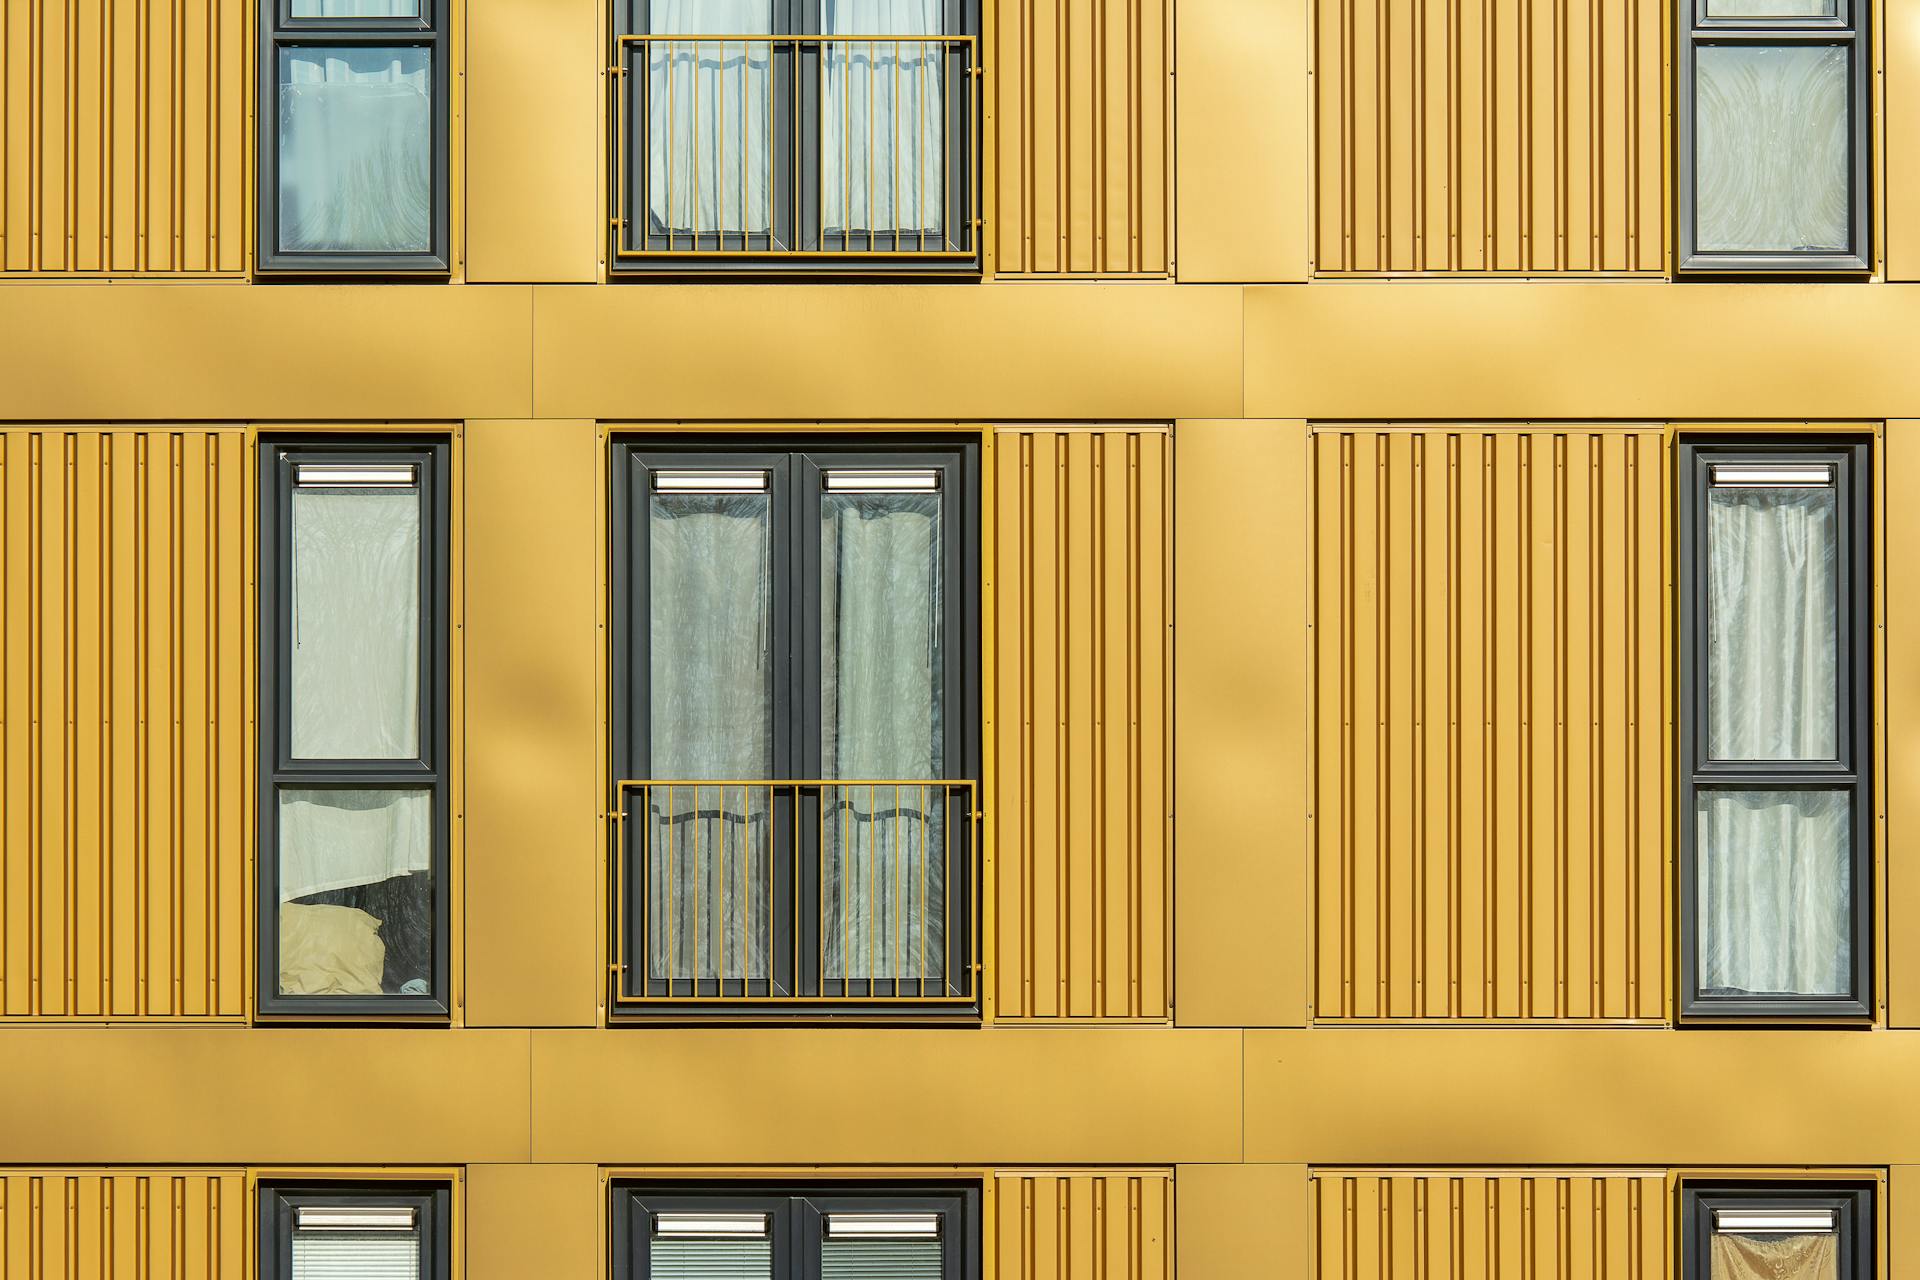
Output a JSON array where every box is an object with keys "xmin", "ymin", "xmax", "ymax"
[
  {"xmin": 291, "ymin": 1231, "xmax": 422, "ymax": 1279},
  {"xmin": 821, "ymin": 1240, "xmax": 944, "ymax": 1279},
  {"xmin": 648, "ymin": 1240, "xmax": 774, "ymax": 1279}
]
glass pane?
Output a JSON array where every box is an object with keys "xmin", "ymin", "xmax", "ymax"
[
  {"xmin": 279, "ymin": 46, "xmax": 433, "ymax": 253},
  {"xmin": 649, "ymin": 1238, "xmax": 773, "ymax": 1280},
  {"xmin": 821, "ymin": 1239, "xmax": 943, "ymax": 1280},
  {"xmin": 291, "ymin": 483, "xmax": 422, "ymax": 759},
  {"xmin": 645, "ymin": 0, "xmax": 775, "ymax": 237},
  {"xmin": 1695, "ymin": 44, "xmax": 1850, "ymax": 253},
  {"xmin": 290, "ymin": 0, "xmax": 421, "ymax": 15},
  {"xmin": 1706, "ymin": 484, "xmax": 1837, "ymax": 760},
  {"xmin": 1697, "ymin": 790, "xmax": 1851, "ymax": 998},
  {"xmin": 646, "ymin": 491, "xmax": 774, "ymax": 985},
  {"xmin": 1710, "ymin": 1232, "xmax": 1838, "ymax": 1280},
  {"xmin": 292, "ymin": 1229, "xmax": 422, "ymax": 1280},
  {"xmin": 821, "ymin": 491, "xmax": 945, "ymax": 983},
  {"xmin": 279, "ymin": 789, "xmax": 433, "ymax": 997},
  {"xmin": 822, "ymin": 0, "xmax": 947, "ymax": 238},
  {"xmin": 1705, "ymin": 0, "xmax": 1836, "ymax": 15}
]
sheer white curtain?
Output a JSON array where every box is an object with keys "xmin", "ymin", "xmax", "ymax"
[
  {"xmin": 822, "ymin": 0, "xmax": 946, "ymax": 238},
  {"xmin": 278, "ymin": 47, "xmax": 432, "ymax": 252},
  {"xmin": 820, "ymin": 492, "xmax": 945, "ymax": 983},
  {"xmin": 647, "ymin": 0, "xmax": 774, "ymax": 237},
  {"xmin": 1698, "ymin": 789, "xmax": 1850, "ymax": 996},
  {"xmin": 1696, "ymin": 44, "xmax": 1850, "ymax": 252},
  {"xmin": 648, "ymin": 493, "xmax": 774, "ymax": 982}
]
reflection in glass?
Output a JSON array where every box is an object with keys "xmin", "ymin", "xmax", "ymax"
[
  {"xmin": 278, "ymin": 789, "xmax": 432, "ymax": 996},
  {"xmin": 1695, "ymin": 44, "xmax": 1849, "ymax": 252},
  {"xmin": 1697, "ymin": 789, "xmax": 1850, "ymax": 997},
  {"xmin": 1705, "ymin": 0, "xmax": 1835, "ymax": 15},
  {"xmin": 279, "ymin": 46, "xmax": 433, "ymax": 252}
]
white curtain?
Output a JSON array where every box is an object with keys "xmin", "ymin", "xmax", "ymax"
[
  {"xmin": 291, "ymin": 487, "xmax": 421, "ymax": 760},
  {"xmin": 1709, "ymin": 1232, "xmax": 1838, "ymax": 1280},
  {"xmin": 279, "ymin": 788, "xmax": 431, "ymax": 901},
  {"xmin": 821, "ymin": 492, "xmax": 945, "ymax": 983},
  {"xmin": 278, "ymin": 47, "xmax": 432, "ymax": 252},
  {"xmin": 1705, "ymin": 486, "xmax": 1837, "ymax": 760},
  {"xmin": 1698, "ymin": 789, "xmax": 1851, "ymax": 996},
  {"xmin": 647, "ymin": 0, "xmax": 774, "ymax": 236},
  {"xmin": 647, "ymin": 493, "xmax": 773, "ymax": 982},
  {"xmin": 290, "ymin": 0, "xmax": 418, "ymax": 14},
  {"xmin": 1695, "ymin": 44, "xmax": 1850, "ymax": 252},
  {"xmin": 822, "ymin": 0, "xmax": 947, "ymax": 238}
]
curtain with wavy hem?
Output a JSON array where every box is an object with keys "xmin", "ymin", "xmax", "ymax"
[
  {"xmin": 278, "ymin": 47, "xmax": 433, "ymax": 252},
  {"xmin": 1710, "ymin": 1232, "xmax": 1837, "ymax": 1280},
  {"xmin": 646, "ymin": 0, "xmax": 775, "ymax": 237},
  {"xmin": 822, "ymin": 0, "xmax": 946, "ymax": 238}
]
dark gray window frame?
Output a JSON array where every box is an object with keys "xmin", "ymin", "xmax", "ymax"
[
  {"xmin": 256, "ymin": 437, "xmax": 452, "ymax": 1020},
  {"xmin": 608, "ymin": 435, "xmax": 982, "ymax": 1020},
  {"xmin": 258, "ymin": 1180, "xmax": 452, "ymax": 1280},
  {"xmin": 1676, "ymin": 0, "xmax": 1871, "ymax": 274},
  {"xmin": 609, "ymin": 0, "xmax": 980, "ymax": 276},
  {"xmin": 1679, "ymin": 1180, "xmax": 1873, "ymax": 1280},
  {"xmin": 257, "ymin": 0, "xmax": 451, "ymax": 274},
  {"xmin": 611, "ymin": 1180, "xmax": 981, "ymax": 1280},
  {"xmin": 1676, "ymin": 436, "xmax": 1873, "ymax": 1023}
]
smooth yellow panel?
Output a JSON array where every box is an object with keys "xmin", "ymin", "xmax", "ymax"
[
  {"xmin": 1893, "ymin": 1167, "xmax": 1917, "ymax": 1276},
  {"xmin": 0, "ymin": 1029, "xmax": 531, "ymax": 1163},
  {"xmin": 466, "ymin": 0, "xmax": 601, "ymax": 283},
  {"xmin": 466, "ymin": 1165, "xmax": 598, "ymax": 1280},
  {"xmin": 1890, "ymin": 5, "xmax": 1920, "ymax": 280},
  {"xmin": 1173, "ymin": 421, "xmax": 1308, "ymax": 1027},
  {"xmin": 463, "ymin": 421, "xmax": 601, "ymax": 1028},
  {"xmin": 994, "ymin": 1170, "xmax": 1174, "ymax": 1279},
  {"xmin": 1176, "ymin": 1164, "xmax": 1307, "ymax": 1280},
  {"xmin": 1890, "ymin": 421, "xmax": 1920, "ymax": 1026},
  {"xmin": 0, "ymin": 287, "xmax": 534, "ymax": 422},
  {"xmin": 531, "ymin": 1027, "xmax": 1241, "ymax": 1164},
  {"xmin": 1175, "ymin": 0, "xmax": 1309, "ymax": 282},
  {"xmin": 529, "ymin": 285, "xmax": 1242, "ymax": 421}
]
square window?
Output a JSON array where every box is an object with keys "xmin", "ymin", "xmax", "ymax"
[
  {"xmin": 1680, "ymin": 1181, "xmax": 1872, "ymax": 1280},
  {"xmin": 260, "ymin": 1182, "xmax": 451, "ymax": 1280}
]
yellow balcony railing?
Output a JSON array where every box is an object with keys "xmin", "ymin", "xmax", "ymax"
[
  {"xmin": 611, "ymin": 780, "xmax": 980, "ymax": 1009},
  {"xmin": 612, "ymin": 34, "xmax": 980, "ymax": 263}
]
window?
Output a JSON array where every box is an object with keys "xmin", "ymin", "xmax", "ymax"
[
  {"xmin": 1678, "ymin": 439, "xmax": 1871, "ymax": 1020},
  {"xmin": 258, "ymin": 0, "xmax": 450, "ymax": 272},
  {"xmin": 612, "ymin": 1182, "xmax": 980, "ymax": 1280},
  {"xmin": 1678, "ymin": 0, "xmax": 1869, "ymax": 272},
  {"xmin": 259, "ymin": 441, "xmax": 451, "ymax": 1017},
  {"xmin": 1681, "ymin": 1181, "xmax": 1873, "ymax": 1280},
  {"xmin": 610, "ymin": 0, "xmax": 980, "ymax": 273},
  {"xmin": 260, "ymin": 1182, "xmax": 452, "ymax": 1280},
  {"xmin": 610, "ymin": 439, "xmax": 980, "ymax": 1016}
]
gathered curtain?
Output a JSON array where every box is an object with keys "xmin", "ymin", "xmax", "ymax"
[
  {"xmin": 822, "ymin": 0, "xmax": 947, "ymax": 238},
  {"xmin": 646, "ymin": 0, "xmax": 775, "ymax": 237},
  {"xmin": 1709, "ymin": 1232, "xmax": 1838, "ymax": 1280},
  {"xmin": 278, "ymin": 47, "xmax": 432, "ymax": 252}
]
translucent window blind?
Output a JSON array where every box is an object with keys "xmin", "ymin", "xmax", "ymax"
[
  {"xmin": 649, "ymin": 1238, "xmax": 774, "ymax": 1279},
  {"xmin": 291, "ymin": 1230, "xmax": 422, "ymax": 1280}
]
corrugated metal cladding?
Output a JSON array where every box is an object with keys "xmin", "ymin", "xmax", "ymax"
[
  {"xmin": 1310, "ymin": 1171, "xmax": 1667, "ymax": 1280},
  {"xmin": 0, "ymin": 0, "xmax": 248, "ymax": 274},
  {"xmin": 0, "ymin": 1170, "xmax": 247, "ymax": 1277},
  {"xmin": 990, "ymin": 0, "xmax": 1172, "ymax": 276},
  {"xmin": 1310, "ymin": 427, "xmax": 1668, "ymax": 1022},
  {"xmin": 0, "ymin": 428, "xmax": 250, "ymax": 1020},
  {"xmin": 994, "ymin": 1171, "xmax": 1172, "ymax": 1280},
  {"xmin": 992, "ymin": 428, "xmax": 1170, "ymax": 1021},
  {"xmin": 1312, "ymin": 0, "xmax": 1667, "ymax": 274}
]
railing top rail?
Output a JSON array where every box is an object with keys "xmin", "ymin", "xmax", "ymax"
[
  {"xmin": 614, "ymin": 778, "xmax": 977, "ymax": 789},
  {"xmin": 619, "ymin": 33, "xmax": 975, "ymax": 44}
]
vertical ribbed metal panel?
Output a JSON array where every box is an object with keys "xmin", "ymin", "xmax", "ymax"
[
  {"xmin": 993, "ymin": 1171, "xmax": 1172, "ymax": 1280},
  {"xmin": 1311, "ymin": 1171, "xmax": 1667, "ymax": 1280},
  {"xmin": 0, "ymin": 427, "xmax": 250, "ymax": 1020},
  {"xmin": 993, "ymin": 427, "xmax": 1171, "ymax": 1021},
  {"xmin": 991, "ymin": 0, "xmax": 1173, "ymax": 276},
  {"xmin": 1310, "ymin": 426, "xmax": 1668, "ymax": 1022},
  {"xmin": 0, "ymin": 1170, "xmax": 247, "ymax": 1278},
  {"xmin": 0, "ymin": 0, "xmax": 248, "ymax": 275},
  {"xmin": 1312, "ymin": 0, "xmax": 1667, "ymax": 274}
]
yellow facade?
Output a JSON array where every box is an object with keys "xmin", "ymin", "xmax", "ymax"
[{"xmin": 0, "ymin": 0, "xmax": 1916, "ymax": 1277}]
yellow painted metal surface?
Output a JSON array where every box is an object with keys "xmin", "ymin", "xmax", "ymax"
[
  {"xmin": 990, "ymin": 0, "xmax": 1172, "ymax": 276},
  {"xmin": 0, "ymin": 0, "xmax": 248, "ymax": 275},
  {"xmin": 0, "ymin": 427, "xmax": 249, "ymax": 1021},
  {"xmin": 992, "ymin": 426, "xmax": 1170, "ymax": 1021},
  {"xmin": 993, "ymin": 1171, "xmax": 1173, "ymax": 1280},
  {"xmin": 0, "ymin": 1169, "xmax": 246, "ymax": 1277},
  {"xmin": 1312, "ymin": 0, "xmax": 1667, "ymax": 275},
  {"xmin": 1309, "ymin": 1170, "xmax": 1667, "ymax": 1280},
  {"xmin": 1309, "ymin": 425, "xmax": 1667, "ymax": 1022}
]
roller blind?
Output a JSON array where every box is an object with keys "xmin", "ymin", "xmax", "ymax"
[
  {"xmin": 291, "ymin": 1230, "xmax": 422, "ymax": 1279},
  {"xmin": 648, "ymin": 1239, "xmax": 774, "ymax": 1279}
]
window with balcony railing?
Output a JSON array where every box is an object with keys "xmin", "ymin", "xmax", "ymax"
[
  {"xmin": 610, "ymin": 0, "xmax": 979, "ymax": 273},
  {"xmin": 609, "ymin": 440, "xmax": 982, "ymax": 1017}
]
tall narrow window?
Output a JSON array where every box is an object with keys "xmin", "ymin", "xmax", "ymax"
[
  {"xmin": 612, "ymin": 1183, "xmax": 978, "ymax": 1280},
  {"xmin": 610, "ymin": 0, "xmax": 980, "ymax": 272},
  {"xmin": 260, "ymin": 1182, "xmax": 452, "ymax": 1280},
  {"xmin": 260, "ymin": 442, "xmax": 450, "ymax": 1017},
  {"xmin": 610, "ymin": 440, "xmax": 980, "ymax": 1018},
  {"xmin": 1678, "ymin": 0, "xmax": 1869, "ymax": 272},
  {"xmin": 259, "ymin": 0, "xmax": 450, "ymax": 272},
  {"xmin": 1678, "ymin": 440, "xmax": 1871, "ymax": 1020},
  {"xmin": 1681, "ymin": 1181, "xmax": 1873, "ymax": 1280}
]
